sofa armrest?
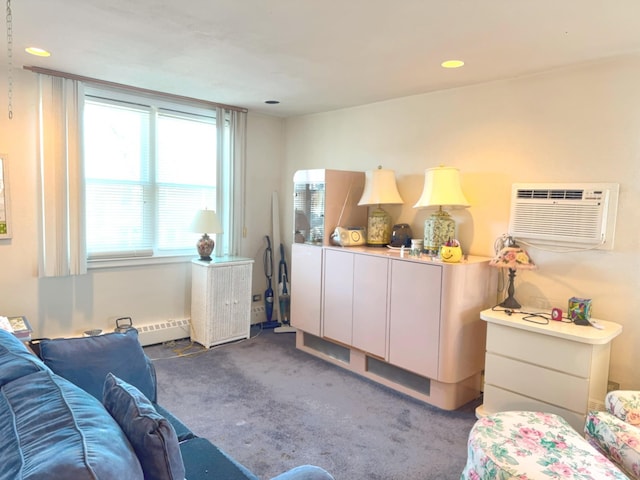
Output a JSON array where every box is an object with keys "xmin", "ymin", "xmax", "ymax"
[
  {"xmin": 606, "ymin": 390, "xmax": 640, "ymax": 426},
  {"xmin": 154, "ymin": 403, "xmax": 196, "ymax": 442},
  {"xmin": 585, "ymin": 410, "xmax": 640, "ymax": 478},
  {"xmin": 179, "ymin": 437, "xmax": 259, "ymax": 480},
  {"xmin": 270, "ymin": 465, "xmax": 334, "ymax": 480}
]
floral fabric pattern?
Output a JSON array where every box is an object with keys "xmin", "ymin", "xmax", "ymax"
[
  {"xmin": 462, "ymin": 411, "xmax": 628, "ymax": 480},
  {"xmin": 607, "ymin": 391, "xmax": 640, "ymax": 427},
  {"xmin": 584, "ymin": 392, "xmax": 640, "ymax": 479}
]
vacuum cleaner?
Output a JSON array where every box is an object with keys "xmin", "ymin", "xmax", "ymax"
[{"xmin": 262, "ymin": 236, "xmax": 279, "ymax": 329}]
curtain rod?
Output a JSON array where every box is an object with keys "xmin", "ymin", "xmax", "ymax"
[{"xmin": 23, "ymin": 65, "xmax": 248, "ymax": 113}]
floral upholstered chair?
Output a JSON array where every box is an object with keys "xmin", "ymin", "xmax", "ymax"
[
  {"xmin": 462, "ymin": 410, "xmax": 628, "ymax": 479},
  {"xmin": 585, "ymin": 391, "xmax": 640, "ymax": 479}
]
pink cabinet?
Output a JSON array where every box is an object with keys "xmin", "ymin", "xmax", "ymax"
[
  {"xmin": 290, "ymin": 244, "xmax": 323, "ymax": 336},
  {"xmin": 352, "ymin": 253, "xmax": 388, "ymax": 358},
  {"xmin": 323, "ymin": 249, "xmax": 389, "ymax": 357},
  {"xmin": 293, "ymin": 245, "xmax": 496, "ymax": 410},
  {"xmin": 388, "ymin": 260, "xmax": 441, "ymax": 379},
  {"xmin": 322, "ymin": 249, "xmax": 354, "ymax": 344}
]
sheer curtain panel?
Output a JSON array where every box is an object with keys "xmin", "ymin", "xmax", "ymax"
[
  {"xmin": 216, "ymin": 107, "xmax": 247, "ymax": 257},
  {"xmin": 37, "ymin": 75, "xmax": 87, "ymax": 277}
]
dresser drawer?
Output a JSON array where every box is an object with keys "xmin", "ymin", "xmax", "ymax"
[
  {"xmin": 482, "ymin": 384, "xmax": 586, "ymax": 432},
  {"xmin": 484, "ymin": 352, "xmax": 589, "ymax": 413},
  {"xmin": 486, "ymin": 323, "xmax": 591, "ymax": 378}
]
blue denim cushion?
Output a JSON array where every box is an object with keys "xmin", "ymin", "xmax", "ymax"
[
  {"xmin": 39, "ymin": 329, "xmax": 157, "ymax": 402},
  {"xmin": 0, "ymin": 370, "xmax": 144, "ymax": 479},
  {"xmin": 103, "ymin": 373, "xmax": 185, "ymax": 480},
  {"xmin": 0, "ymin": 329, "xmax": 48, "ymax": 386}
]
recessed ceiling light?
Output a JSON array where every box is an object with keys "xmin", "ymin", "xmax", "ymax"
[
  {"xmin": 264, "ymin": 100, "xmax": 280, "ymax": 105},
  {"xmin": 441, "ymin": 60, "xmax": 464, "ymax": 69},
  {"xmin": 25, "ymin": 47, "xmax": 51, "ymax": 57}
]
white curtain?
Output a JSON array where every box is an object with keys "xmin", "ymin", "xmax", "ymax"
[
  {"xmin": 37, "ymin": 75, "xmax": 87, "ymax": 277},
  {"xmin": 216, "ymin": 107, "xmax": 247, "ymax": 257}
]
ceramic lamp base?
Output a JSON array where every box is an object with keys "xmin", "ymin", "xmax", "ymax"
[
  {"xmin": 424, "ymin": 209, "xmax": 455, "ymax": 255},
  {"xmin": 196, "ymin": 233, "xmax": 215, "ymax": 261},
  {"xmin": 367, "ymin": 206, "xmax": 392, "ymax": 247}
]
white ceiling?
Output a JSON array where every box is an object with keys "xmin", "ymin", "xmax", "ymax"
[{"xmin": 8, "ymin": 0, "xmax": 640, "ymax": 117}]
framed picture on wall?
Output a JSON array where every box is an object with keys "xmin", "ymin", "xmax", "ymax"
[{"xmin": 0, "ymin": 154, "xmax": 11, "ymax": 239}]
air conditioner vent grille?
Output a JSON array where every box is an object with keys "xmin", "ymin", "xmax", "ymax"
[
  {"xmin": 516, "ymin": 189, "xmax": 595, "ymax": 200},
  {"xmin": 509, "ymin": 183, "xmax": 619, "ymax": 250}
]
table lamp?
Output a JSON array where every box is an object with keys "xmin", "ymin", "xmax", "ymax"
[
  {"xmin": 413, "ymin": 166, "xmax": 469, "ymax": 255},
  {"xmin": 489, "ymin": 238, "xmax": 536, "ymax": 309},
  {"xmin": 357, "ymin": 166, "xmax": 404, "ymax": 246},
  {"xmin": 191, "ymin": 209, "xmax": 223, "ymax": 261}
]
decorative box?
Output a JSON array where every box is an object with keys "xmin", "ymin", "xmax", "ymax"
[{"xmin": 568, "ymin": 297, "xmax": 592, "ymax": 325}]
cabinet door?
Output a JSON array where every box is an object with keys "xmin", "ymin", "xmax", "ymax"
[
  {"xmin": 352, "ymin": 254, "xmax": 388, "ymax": 358},
  {"xmin": 208, "ymin": 266, "xmax": 233, "ymax": 342},
  {"xmin": 190, "ymin": 263, "xmax": 209, "ymax": 345},
  {"xmin": 322, "ymin": 249, "xmax": 354, "ymax": 344},
  {"xmin": 290, "ymin": 244, "xmax": 323, "ymax": 335},
  {"xmin": 207, "ymin": 263, "xmax": 252, "ymax": 343},
  {"xmin": 388, "ymin": 261, "xmax": 442, "ymax": 378},
  {"xmin": 228, "ymin": 263, "xmax": 252, "ymax": 338}
]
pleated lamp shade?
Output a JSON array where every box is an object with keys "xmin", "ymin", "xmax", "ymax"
[
  {"xmin": 413, "ymin": 166, "xmax": 469, "ymax": 254},
  {"xmin": 358, "ymin": 167, "xmax": 404, "ymax": 246}
]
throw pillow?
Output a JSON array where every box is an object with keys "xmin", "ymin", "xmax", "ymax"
[
  {"xmin": 39, "ymin": 329, "xmax": 157, "ymax": 402},
  {"xmin": 103, "ymin": 372, "xmax": 185, "ymax": 480}
]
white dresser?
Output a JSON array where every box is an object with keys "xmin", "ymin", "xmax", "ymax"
[
  {"xmin": 190, "ymin": 257, "xmax": 253, "ymax": 348},
  {"xmin": 477, "ymin": 308, "xmax": 622, "ymax": 432}
]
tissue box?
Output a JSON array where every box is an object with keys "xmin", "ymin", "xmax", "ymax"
[{"xmin": 568, "ymin": 297, "xmax": 592, "ymax": 325}]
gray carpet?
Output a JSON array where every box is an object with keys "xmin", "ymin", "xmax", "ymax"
[{"xmin": 146, "ymin": 327, "xmax": 478, "ymax": 480}]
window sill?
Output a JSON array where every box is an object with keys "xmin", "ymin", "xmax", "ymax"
[{"xmin": 87, "ymin": 254, "xmax": 195, "ymax": 270}]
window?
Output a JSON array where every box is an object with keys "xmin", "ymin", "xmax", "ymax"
[{"xmin": 83, "ymin": 87, "xmax": 230, "ymax": 260}]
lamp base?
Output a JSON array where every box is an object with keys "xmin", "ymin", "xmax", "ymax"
[
  {"xmin": 196, "ymin": 233, "xmax": 215, "ymax": 262},
  {"xmin": 498, "ymin": 296, "xmax": 522, "ymax": 310},
  {"xmin": 367, "ymin": 206, "xmax": 392, "ymax": 247},
  {"xmin": 499, "ymin": 268, "xmax": 521, "ymax": 309},
  {"xmin": 424, "ymin": 208, "xmax": 455, "ymax": 255}
]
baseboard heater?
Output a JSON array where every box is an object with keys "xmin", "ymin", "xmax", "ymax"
[{"xmin": 136, "ymin": 319, "xmax": 191, "ymax": 346}]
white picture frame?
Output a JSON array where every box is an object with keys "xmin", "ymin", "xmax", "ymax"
[{"xmin": 0, "ymin": 154, "xmax": 12, "ymax": 239}]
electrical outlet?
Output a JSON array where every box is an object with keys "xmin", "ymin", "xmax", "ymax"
[
  {"xmin": 252, "ymin": 293, "xmax": 262, "ymax": 302},
  {"xmin": 608, "ymin": 380, "xmax": 620, "ymax": 392},
  {"xmin": 251, "ymin": 305, "xmax": 265, "ymax": 324}
]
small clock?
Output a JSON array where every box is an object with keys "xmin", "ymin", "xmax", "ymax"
[{"xmin": 551, "ymin": 308, "xmax": 563, "ymax": 321}]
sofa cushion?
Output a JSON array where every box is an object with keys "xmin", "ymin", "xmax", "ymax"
[
  {"xmin": 39, "ymin": 329, "xmax": 157, "ymax": 402},
  {"xmin": 0, "ymin": 329, "xmax": 48, "ymax": 386},
  {"xmin": 103, "ymin": 373, "xmax": 185, "ymax": 480},
  {"xmin": 0, "ymin": 369, "xmax": 144, "ymax": 479}
]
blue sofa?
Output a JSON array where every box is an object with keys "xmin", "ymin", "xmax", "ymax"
[{"xmin": 0, "ymin": 328, "xmax": 333, "ymax": 480}]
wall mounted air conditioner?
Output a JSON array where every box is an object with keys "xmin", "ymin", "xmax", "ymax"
[{"xmin": 508, "ymin": 183, "xmax": 619, "ymax": 250}]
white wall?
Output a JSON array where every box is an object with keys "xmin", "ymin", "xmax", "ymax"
[
  {"xmin": 282, "ymin": 55, "xmax": 640, "ymax": 390},
  {"xmin": 2, "ymin": 56, "xmax": 638, "ymax": 389},
  {"xmin": 0, "ymin": 69, "xmax": 284, "ymax": 338}
]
